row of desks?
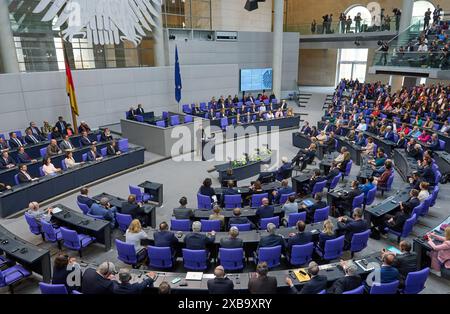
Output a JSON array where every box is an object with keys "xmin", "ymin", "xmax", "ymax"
[{"xmin": 0, "ymin": 146, "xmax": 145, "ymax": 217}]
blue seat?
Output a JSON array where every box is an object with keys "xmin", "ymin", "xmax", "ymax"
[
  {"xmin": 439, "ymin": 139, "xmax": 445, "ymax": 150},
  {"xmin": 230, "ymin": 223, "xmax": 251, "ymax": 231},
  {"xmin": 430, "ymin": 185, "xmax": 439, "ymax": 207},
  {"xmin": 81, "ymin": 153, "xmax": 87, "ymax": 162},
  {"xmin": 39, "ymin": 166, "xmax": 45, "ymax": 177},
  {"xmin": 41, "ymin": 219, "xmax": 62, "ymax": 248},
  {"xmin": 170, "ymin": 219, "xmax": 190, "ymax": 231},
  {"xmin": 76, "ymin": 201, "xmax": 90, "ymax": 215},
  {"xmin": 182, "ymin": 249, "xmax": 208, "ymax": 270},
  {"xmin": 224, "ymin": 194, "xmax": 242, "ymax": 209},
  {"xmin": 100, "ymin": 147, "xmax": 107, "ymax": 157},
  {"xmin": 0, "ymin": 265, "xmax": 31, "ymax": 292},
  {"xmin": 156, "ymin": 120, "xmax": 166, "ymax": 128},
  {"xmin": 251, "ymin": 193, "xmax": 268, "ymax": 207},
  {"xmin": 378, "ymin": 173, "xmax": 394, "ymax": 196},
  {"xmin": 260, "ymin": 216, "xmax": 279, "ymax": 229},
  {"xmin": 435, "ymin": 170, "xmax": 441, "ymax": 186},
  {"xmin": 385, "ymin": 213, "xmax": 417, "ymax": 243},
  {"xmin": 147, "ymin": 246, "xmax": 174, "ymax": 269},
  {"xmin": 328, "ymin": 172, "xmax": 342, "ymax": 191},
  {"xmin": 352, "ymin": 193, "xmax": 365, "ymax": 210},
  {"xmin": 182, "ymin": 104, "xmax": 191, "ymax": 113},
  {"xmin": 220, "ymin": 117, "xmax": 228, "ymax": 130},
  {"xmin": 343, "ymin": 285, "xmax": 364, "ymax": 294},
  {"xmin": 402, "ymin": 267, "xmax": 429, "ymax": 294},
  {"xmin": 313, "ymin": 206, "xmax": 329, "ymax": 223},
  {"xmin": 311, "ymin": 181, "xmax": 326, "ymax": 197},
  {"xmin": 287, "ymin": 212, "xmax": 307, "ymax": 227},
  {"xmin": 60, "ymin": 227, "xmax": 96, "ymax": 257},
  {"xmin": 255, "ymin": 245, "xmax": 281, "ymax": 268},
  {"xmin": 61, "ymin": 159, "xmax": 67, "ymax": 171},
  {"xmin": 117, "ymin": 138, "xmax": 129, "ymax": 152},
  {"xmin": 421, "ymin": 195, "xmax": 432, "ymax": 216},
  {"xmin": 116, "ymin": 213, "xmax": 133, "ymax": 233},
  {"xmin": 184, "ymin": 115, "xmax": 193, "ymax": 123},
  {"xmin": 170, "ymin": 115, "xmax": 180, "ymax": 126},
  {"xmin": 219, "ymin": 248, "xmax": 244, "ymax": 271},
  {"xmin": 349, "ymin": 229, "xmax": 371, "ymax": 257},
  {"xmin": 412, "ymin": 203, "xmax": 426, "ymax": 217},
  {"xmin": 39, "ymin": 282, "xmax": 68, "ymax": 294},
  {"xmin": 370, "ymin": 280, "xmax": 399, "ymax": 294},
  {"xmin": 342, "ymin": 160, "xmax": 353, "ymax": 180},
  {"xmin": 364, "ymin": 186, "xmax": 377, "ymax": 208},
  {"xmin": 318, "ymin": 289, "xmax": 326, "ymax": 294},
  {"xmin": 135, "ymin": 115, "xmax": 144, "ymax": 122},
  {"xmin": 279, "ymin": 192, "xmax": 296, "ymax": 204},
  {"xmin": 14, "ymin": 174, "xmax": 20, "ymax": 185},
  {"xmin": 315, "ymin": 235, "xmax": 345, "ymax": 261},
  {"xmin": 200, "ymin": 219, "xmax": 221, "ymax": 232},
  {"xmin": 288, "ymin": 242, "xmax": 314, "ymax": 266},
  {"xmin": 24, "ymin": 213, "xmax": 41, "ymax": 236},
  {"xmin": 115, "ymin": 239, "xmax": 144, "ymax": 268},
  {"xmin": 40, "ymin": 147, "xmax": 47, "ymax": 158},
  {"xmin": 162, "ymin": 111, "xmax": 169, "ymax": 120},
  {"xmin": 129, "ymin": 185, "xmax": 151, "ymax": 203},
  {"xmin": 197, "ymin": 193, "xmax": 212, "ymax": 210}
]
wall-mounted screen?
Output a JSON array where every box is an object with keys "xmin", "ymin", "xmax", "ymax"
[{"xmin": 240, "ymin": 68, "xmax": 273, "ymax": 91}]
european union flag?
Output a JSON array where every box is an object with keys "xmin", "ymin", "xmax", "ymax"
[{"xmin": 175, "ymin": 45, "xmax": 182, "ymax": 103}]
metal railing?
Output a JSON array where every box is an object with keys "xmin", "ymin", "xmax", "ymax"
[
  {"xmin": 373, "ymin": 51, "xmax": 449, "ymax": 70},
  {"xmin": 286, "ymin": 19, "xmax": 399, "ymax": 35}
]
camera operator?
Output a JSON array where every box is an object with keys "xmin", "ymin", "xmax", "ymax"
[
  {"xmin": 378, "ymin": 40, "xmax": 389, "ymax": 66},
  {"xmin": 393, "ymin": 8, "xmax": 401, "ymax": 31}
]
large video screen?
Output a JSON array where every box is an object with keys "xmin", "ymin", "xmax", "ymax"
[{"xmin": 240, "ymin": 68, "xmax": 273, "ymax": 92}]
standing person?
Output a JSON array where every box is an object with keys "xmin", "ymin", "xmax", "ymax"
[
  {"xmin": 322, "ymin": 14, "xmax": 329, "ymax": 34},
  {"xmin": 424, "ymin": 8, "xmax": 431, "ymax": 30},
  {"xmin": 339, "ymin": 13, "xmax": 346, "ymax": 33},
  {"xmin": 433, "ymin": 5, "xmax": 442, "ymax": 24},
  {"xmin": 327, "ymin": 14, "xmax": 333, "ymax": 33},
  {"xmin": 346, "ymin": 16, "xmax": 352, "ymax": 33},
  {"xmin": 311, "ymin": 19, "xmax": 317, "ymax": 33},
  {"xmin": 354, "ymin": 13, "xmax": 362, "ymax": 33},
  {"xmin": 393, "ymin": 8, "xmax": 401, "ymax": 31}
]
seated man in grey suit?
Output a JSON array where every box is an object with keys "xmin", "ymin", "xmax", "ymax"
[
  {"xmin": 59, "ymin": 134, "xmax": 75, "ymax": 151},
  {"xmin": 220, "ymin": 226, "xmax": 243, "ymax": 248},
  {"xmin": 172, "ymin": 196, "xmax": 194, "ymax": 219},
  {"xmin": 257, "ymin": 223, "xmax": 285, "ymax": 253}
]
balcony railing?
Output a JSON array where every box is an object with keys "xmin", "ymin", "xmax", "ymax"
[
  {"xmin": 286, "ymin": 19, "xmax": 398, "ymax": 35},
  {"xmin": 373, "ymin": 51, "xmax": 449, "ymax": 70}
]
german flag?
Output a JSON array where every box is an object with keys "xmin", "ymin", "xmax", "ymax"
[{"xmin": 63, "ymin": 47, "xmax": 79, "ymax": 116}]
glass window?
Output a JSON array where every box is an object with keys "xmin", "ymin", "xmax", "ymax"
[{"xmin": 337, "ymin": 48, "xmax": 368, "ymax": 83}]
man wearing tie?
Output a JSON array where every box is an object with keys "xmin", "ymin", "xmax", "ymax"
[
  {"xmin": 0, "ymin": 151, "xmax": 16, "ymax": 169},
  {"xmin": 0, "ymin": 137, "xmax": 9, "ymax": 152},
  {"xmin": 17, "ymin": 164, "xmax": 37, "ymax": 183},
  {"xmin": 28, "ymin": 122, "xmax": 45, "ymax": 141},
  {"xmin": 59, "ymin": 135, "xmax": 74, "ymax": 152},
  {"xmin": 8, "ymin": 132, "xmax": 23, "ymax": 149},
  {"xmin": 55, "ymin": 116, "xmax": 67, "ymax": 134},
  {"xmin": 24, "ymin": 129, "xmax": 41, "ymax": 145},
  {"xmin": 87, "ymin": 145, "xmax": 103, "ymax": 162},
  {"xmin": 80, "ymin": 131, "xmax": 96, "ymax": 146},
  {"xmin": 136, "ymin": 104, "xmax": 145, "ymax": 116}
]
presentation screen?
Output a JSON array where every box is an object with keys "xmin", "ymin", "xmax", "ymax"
[{"xmin": 240, "ymin": 68, "xmax": 273, "ymax": 92}]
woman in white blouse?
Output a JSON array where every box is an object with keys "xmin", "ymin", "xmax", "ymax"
[
  {"xmin": 42, "ymin": 157, "xmax": 61, "ymax": 176},
  {"xmin": 125, "ymin": 219, "xmax": 149, "ymax": 256},
  {"xmin": 418, "ymin": 181, "xmax": 430, "ymax": 201},
  {"xmin": 64, "ymin": 151, "xmax": 82, "ymax": 169},
  {"xmin": 362, "ymin": 137, "xmax": 375, "ymax": 156}
]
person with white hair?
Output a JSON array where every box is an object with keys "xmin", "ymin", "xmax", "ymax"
[
  {"xmin": 256, "ymin": 197, "xmax": 275, "ymax": 222},
  {"xmin": 81, "ymin": 261, "xmax": 117, "ymax": 294},
  {"xmin": 327, "ymin": 260, "xmax": 362, "ymax": 294},
  {"xmin": 26, "ymin": 201, "xmax": 52, "ymax": 223},
  {"xmin": 285, "ymin": 261, "xmax": 327, "ymax": 294},
  {"xmin": 275, "ymin": 156, "xmax": 292, "ymax": 181},
  {"xmin": 184, "ymin": 220, "xmax": 216, "ymax": 250},
  {"xmin": 220, "ymin": 226, "xmax": 243, "ymax": 248},
  {"xmin": 383, "ymin": 125, "xmax": 396, "ymax": 142},
  {"xmin": 257, "ymin": 223, "xmax": 285, "ymax": 252},
  {"xmin": 113, "ymin": 268, "xmax": 156, "ymax": 294},
  {"xmin": 207, "ymin": 265, "xmax": 234, "ymax": 294}
]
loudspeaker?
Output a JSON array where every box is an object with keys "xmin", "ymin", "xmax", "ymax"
[{"xmin": 244, "ymin": 0, "xmax": 258, "ymax": 11}]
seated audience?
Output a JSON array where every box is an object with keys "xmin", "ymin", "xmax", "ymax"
[
  {"xmin": 258, "ymin": 223, "xmax": 285, "ymax": 252},
  {"xmin": 42, "ymin": 157, "xmax": 61, "ymax": 176},
  {"xmin": 46, "ymin": 139, "xmax": 62, "ymax": 157},
  {"xmin": 51, "ymin": 254, "xmax": 79, "ymax": 292},
  {"xmin": 121, "ymin": 194, "xmax": 151, "ymax": 227},
  {"xmin": 318, "ymin": 219, "xmax": 336, "ymax": 250},
  {"xmin": 0, "ymin": 151, "xmax": 16, "ymax": 169},
  {"xmin": 256, "ymin": 198, "xmax": 274, "ymax": 221},
  {"xmin": 59, "ymin": 134, "xmax": 75, "ymax": 151},
  {"xmin": 285, "ymin": 261, "xmax": 327, "ymax": 294},
  {"xmin": 17, "ymin": 164, "xmax": 37, "ymax": 183},
  {"xmin": 327, "ymin": 260, "xmax": 362, "ymax": 294},
  {"xmin": 427, "ymin": 226, "xmax": 450, "ymax": 274},
  {"xmin": 154, "ymin": 221, "xmax": 178, "ymax": 249},
  {"xmin": 81, "ymin": 262, "xmax": 116, "ymax": 294},
  {"xmin": 286, "ymin": 220, "xmax": 312, "ymax": 255},
  {"xmin": 184, "ymin": 221, "xmax": 216, "ymax": 250},
  {"xmin": 77, "ymin": 187, "xmax": 95, "ymax": 208},
  {"xmin": 302, "ymin": 192, "xmax": 327, "ymax": 224},
  {"xmin": 106, "ymin": 139, "xmax": 121, "ymax": 156},
  {"xmin": 207, "ymin": 266, "xmax": 234, "ymax": 294},
  {"xmin": 228, "ymin": 207, "xmax": 256, "ymax": 230},
  {"xmin": 209, "ymin": 205, "xmax": 225, "ymax": 230},
  {"xmin": 113, "ymin": 268, "xmax": 155, "ymax": 294},
  {"xmin": 16, "ymin": 146, "xmax": 36, "ymax": 164},
  {"xmin": 26, "ymin": 201, "xmax": 52, "ymax": 222},
  {"xmin": 336, "ymin": 207, "xmax": 369, "ymax": 249},
  {"xmin": 220, "ymin": 226, "xmax": 243, "ymax": 248},
  {"xmin": 90, "ymin": 197, "xmax": 117, "ymax": 228},
  {"xmin": 248, "ymin": 262, "xmax": 277, "ymax": 294},
  {"xmin": 173, "ymin": 196, "xmax": 194, "ymax": 219}
]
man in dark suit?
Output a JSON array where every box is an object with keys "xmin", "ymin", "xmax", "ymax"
[
  {"xmin": 55, "ymin": 116, "xmax": 67, "ymax": 134},
  {"xmin": 220, "ymin": 226, "xmax": 243, "ymax": 248},
  {"xmin": 419, "ymin": 159, "xmax": 435, "ymax": 185},
  {"xmin": 256, "ymin": 198, "xmax": 274, "ymax": 222},
  {"xmin": 286, "ymin": 261, "xmax": 327, "ymax": 294},
  {"xmin": 173, "ymin": 196, "xmax": 194, "ymax": 219},
  {"xmin": 258, "ymin": 223, "xmax": 285, "ymax": 252},
  {"xmin": 302, "ymin": 192, "xmax": 327, "ymax": 224},
  {"xmin": 77, "ymin": 187, "xmax": 95, "ymax": 208},
  {"xmin": 0, "ymin": 151, "xmax": 15, "ymax": 169},
  {"xmin": 100, "ymin": 128, "xmax": 114, "ymax": 142},
  {"xmin": 154, "ymin": 221, "xmax": 178, "ymax": 249},
  {"xmin": 305, "ymin": 169, "xmax": 326, "ymax": 195},
  {"xmin": 121, "ymin": 194, "xmax": 151, "ymax": 227},
  {"xmin": 17, "ymin": 164, "xmax": 37, "ymax": 183},
  {"xmin": 80, "ymin": 131, "xmax": 96, "ymax": 146},
  {"xmin": 248, "ymin": 262, "xmax": 277, "ymax": 294},
  {"xmin": 228, "ymin": 207, "xmax": 256, "ymax": 230},
  {"xmin": 113, "ymin": 269, "xmax": 155, "ymax": 294},
  {"xmin": 8, "ymin": 132, "xmax": 23, "ymax": 149},
  {"xmin": 292, "ymin": 143, "xmax": 317, "ymax": 171},
  {"xmin": 106, "ymin": 140, "xmax": 121, "ymax": 156},
  {"xmin": 16, "ymin": 146, "xmax": 36, "ymax": 164},
  {"xmin": 87, "ymin": 145, "xmax": 103, "ymax": 162},
  {"xmin": 275, "ymin": 157, "xmax": 292, "ymax": 181},
  {"xmin": 336, "ymin": 180, "xmax": 363, "ymax": 215},
  {"xmin": 326, "ymin": 162, "xmax": 341, "ymax": 188},
  {"xmin": 81, "ymin": 262, "xmax": 116, "ymax": 294},
  {"xmin": 327, "ymin": 260, "xmax": 362, "ymax": 294},
  {"xmin": 271, "ymin": 179, "xmax": 293, "ymax": 204},
  {"xmin": 383, "ymin": 126, "xmax": 395, "ymax": 142},
  {"xmin": 286, "ymin": 220, "xmax": 313, "ymax": 254},
  {"xmin": 135, "ymin": 104, "xmax": 145, "ymax": 116},
  {"xmin": 336, "ymin": 207, "xmax": 369, "ymax": 250},
  {"xmin": 399, "ymin": 189, "xmax": 420, "ymax": 214},
  {"xmin": 59, "ymin": 135, "xmax": 74, "ymax": 152},
  {"xmin": 390, "ymin": 241, "xmax": 418, "ymax": 280},
  {"xmin": 28, "ymin": 122, "xmax": 44, "ymax": 140},
  {"xmin": 300, "ymin": 121, "xmax": 312, "ymax": 136},
  {"xmin": 375, "ymin": 204, "xmax": 410, "ymax": 235},
  {"xmin": 184, "ymin": 221, "xmax": 215, "ymax": 250},
  {"xmin": 24, "ymin": 129, "xmax": 41, "ymax": 145},
  {"xmin": 222, "ymin": 180, "xmax": 238, "ymax": 197},
  {"xmin": 207, "ymin": 266, "xmax": 234, "ymax": 294},
  {"xmin": 0, "ymin": 138, "xmax": 9, "ymax": 151},
  {"xmin": 127, "ymin": 107, "xmax": 136, "ymax": 120}
]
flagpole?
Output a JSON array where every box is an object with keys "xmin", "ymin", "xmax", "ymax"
[{"xmin": 62, "ymin": 40, "xmax": 78, "ymax": 134}]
